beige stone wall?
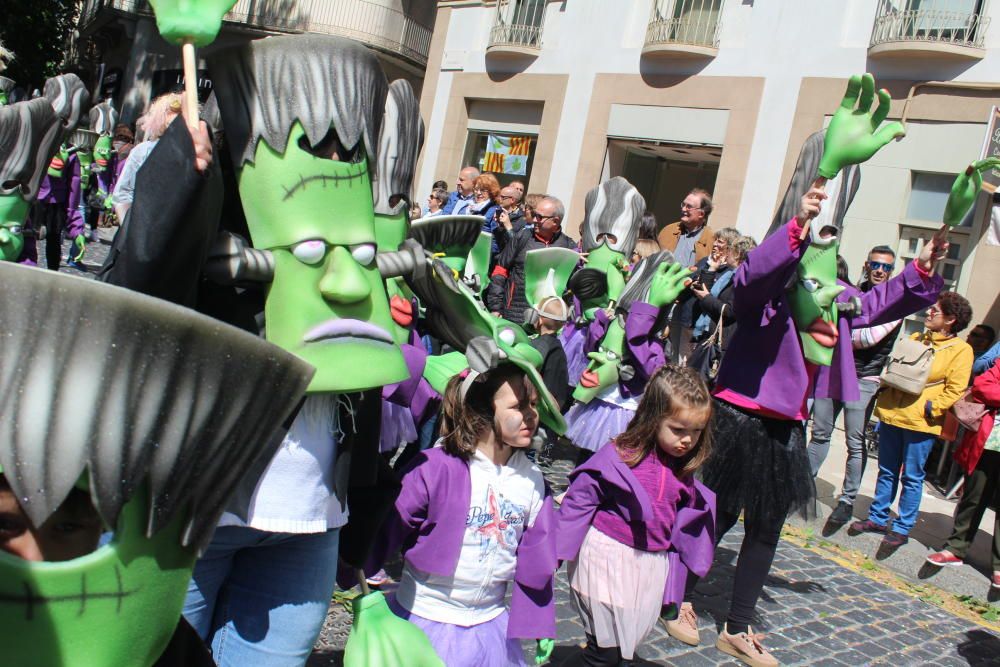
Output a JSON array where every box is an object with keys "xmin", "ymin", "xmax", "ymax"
[{"xmin": 570, "ymin": 74, "xmax": 765, "ymax": 231}]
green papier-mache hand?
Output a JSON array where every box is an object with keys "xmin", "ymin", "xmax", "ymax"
[
  {"xmin": 148, "ymin": 0, "xmax": 238, "ymax": 47},
  {"xmin": 817, "ymin": 74, "xmax": 905, "ymax": 180},
  {"xmin": 72, "ymin": 234, "xmax": 86, "ymax": 262},
  {"xmin": 343, "ymin": 592, "xmax": 444, "ymax": 667},
  {"xmin": 942, "ymin": 157, "xmax": 1000, "ymax": 227},
  {"xmin": 536, "ymin": 638, "xmax": 555, "ymax": 665},
  {"xmin": 646, "ymin": 262, "xmax": 694, "ymax": 308}
]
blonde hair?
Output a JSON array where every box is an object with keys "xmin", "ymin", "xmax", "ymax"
[
  {"xmin": 138, "ymin": 92, "xmax": 183, "ymax": 141},
  {"xmin": 632, "ymin": 239, "xmax": 660, "ymax": 262}
]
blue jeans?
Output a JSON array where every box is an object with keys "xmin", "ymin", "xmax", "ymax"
[
  {"xmin": 867, "ymin": 423, "xmax": 936, "ymax": 536},
  {"xmin": 807, "ymin": 378, "xmax": 880, "ymax": 504},
  {"xmin": 183, "ymin": 526, "xmax": 341, "ymax": 667}
]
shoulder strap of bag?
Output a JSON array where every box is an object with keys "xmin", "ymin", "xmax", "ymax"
[{"xmin": 709, "ymin": 304, "xmax": 727, "ymax": 347}]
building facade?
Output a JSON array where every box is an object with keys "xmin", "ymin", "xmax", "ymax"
[
  {"xmin": 419, "ymin": 0, "xmax": 1000, "ymax": 332},
  {"xmin": 76, "ymin": 0, "xmax": 436, "ymax": 124}
]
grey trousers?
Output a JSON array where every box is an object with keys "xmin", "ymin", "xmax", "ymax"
[{"xmin": 807, "ymin": 378, "xmax": 880, "ymax": 505}]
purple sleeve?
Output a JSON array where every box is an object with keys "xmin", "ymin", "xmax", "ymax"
[
  {"xmin": 848, "ymin": 261, "xmax": 942, "ymax": 329},
  {"xmin": 384, "ymin": 343, "xmax": 440, "ymax": 427},
  {"xmin": 624, "ymin": 301, "xmax": 666, "ymax": 380},
  {"xmin": 508, "ymin": 493, "xmax": 558, "ymax": 639},
  {"xmin": 662, "ymin": 481, "xmax": 717, "ymax": 606},
  {"xmin": 733, "ymin": 219, "xmax": 808, "ymax": 319},
  {"xmin": 585, "ymin": 309, "xmax": 611, "ymax": 353},
  {"xmin": 65, "ymin": 157, "xmax": 85, "ymax": 239},
  {"xmin": 556, "ymin": 470, "xmax": 604, "ymax": 562}
]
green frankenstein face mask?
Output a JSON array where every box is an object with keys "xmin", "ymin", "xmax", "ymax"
[
  {"xmin": 0, "ymin": 261, "xmax": 314, "ymax": 667},
  {"xmin": 0, "ymin": 195, "xmax": 27, "ymax": 261},
  {"xmin": 47, "ymin": 144, "xmax": 70, "ymax": 179},
  {"xmin": 92, "ymin": 135, "xmax": 112, "ymax": 173},
  {"xmin": 788, "ymin": 244, "xmax": 845, "ymax": 366},
  {"xmin": 238, "ymin": 122, "xmax": 407, "ymax": 393},
  {"xmin": 573, "ymin": 317, "xmax": 627, "ymax": 403}
]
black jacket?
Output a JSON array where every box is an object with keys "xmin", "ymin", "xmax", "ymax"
[
  {"xmin": 853, "ymin": 280, "xmax": 902, "ymax": 378},
  {"xmin": 486, "ymin": 227, "xmax": 576, "ymax": 324},
  {"xmin": 690, "ymin": 265, "xmax": 737, "ymax": 352},
  {"xmin": 530, "ymin": 333, "xmax": 570, "ymax": 410}
]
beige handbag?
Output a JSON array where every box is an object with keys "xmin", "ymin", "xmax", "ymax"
[{"xmin": 880, "ymin": 335, "xmax": 958, "ymax": 395}]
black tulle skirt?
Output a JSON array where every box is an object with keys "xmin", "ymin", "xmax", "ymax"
[{"xmin": 701, "ymin": 398, "xmax": 816, "ymax": 532}]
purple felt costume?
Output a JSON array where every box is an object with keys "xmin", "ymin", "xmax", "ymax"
[
  {"xmin": 715, "ymin": 220, "xmax": 943, "ymax": 419},
  {"xmin": 362, "ymin": 447, "xmax": 558, "ymax": 640},
  {"xmin": 380, "ymin": 341, "xmax": 442, "ymax": 452},
  {"xmin": 64, "ymin": 155, "xmax": 88, "ymax": 240},
  {"xmin": 564, "ymin": 301, "xmax": 667, "ymax": 451},
  {"xmin": 558, "ymin": 442, "xmax": 716, "ymax": 607}
]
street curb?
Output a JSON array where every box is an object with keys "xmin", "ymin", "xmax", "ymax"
[{"xmin": 788, "ymin": 500, "xmax": 1000, "ymax": 608}]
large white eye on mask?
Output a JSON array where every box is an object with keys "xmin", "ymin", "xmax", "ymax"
[
  {"xmin": 292, "ymin": 240, "xmax": 327, "ymax": 265},
  {"xmin": 351, "ymin": 243, "xmax": 376, "ymax": 266}
]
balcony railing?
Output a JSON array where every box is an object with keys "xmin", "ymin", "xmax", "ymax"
[
  {"xmin": 487, "ymin": 0, "xmax": 545, "ymax": 55},
  {"xmin": 79, "ymin": 0, "xmax": 433, "ymax": 67},
  {"xmin": 644, "ymin": 0, "xmax": 722, "ymax": 56},
  {"xmin": 870, "ymin": 2, "xmax": 990, "ymax": 57}
]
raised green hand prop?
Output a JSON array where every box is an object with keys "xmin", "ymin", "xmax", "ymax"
[
  {"xmin": 817, "ymin": 74, "xmax": 905, "ymax": 180},
  {"xmin": 536, "ymin": 638, "xmax": 555, "ymax": 665},
  {"xmin": 646, "ymin": 262, "xmax": 694, "ymax": 308},
  {"xmin": 343, "ymin": 591, "xmax": 444, "ymax": 667},
  {"xmin": 147, "ymin": 0, "xmax": 237, "ymax": 124},
  {"xmin": 942, "ymin": 158, "xmax": 1000, "ymax": 227}
]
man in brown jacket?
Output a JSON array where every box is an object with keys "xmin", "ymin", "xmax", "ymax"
[
  {"xmin": 656, "ymin": 188, "xmax": 716, "ymax": 363},
  {"xmin": 657, "ymin": 188, "xmax": 716, "ymax": 267}
]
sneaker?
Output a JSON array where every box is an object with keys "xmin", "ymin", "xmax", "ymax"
[
  {"xmin": 365, "ymin": 569, "xmax": 392, "ymax": 588},
  {"xmin": 664, "ymin": 601, "xmax": 700, "ymax": 646},
  {"xmin": 992, "ymin": 572, "xmax": 999, "ymax": 589},
  {"xmin": 881, "ymin": 530, "xmax": 908, "ymax": 548},
  {"xmin": 926, "ymin": 550, "xmax": 963, "ymax": 567},
  {"xmin": 849, "ymin": 519, "xmax": 886, "ymax": 535},
  {"xmin": 828, "ymin": 501, "xmax": 854, "ymax": 524},
  {"xmin": 716, "ymin": 626, "xmax": 778, "ymax": 667}
]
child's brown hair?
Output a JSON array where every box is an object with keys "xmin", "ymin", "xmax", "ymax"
[{"xmin": 614, "ymin": 365, "xmax": 713, "ymax": 476}]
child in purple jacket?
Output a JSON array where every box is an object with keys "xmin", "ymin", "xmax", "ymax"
[
  {"xmin": 375, "ymin": 364, "xmax": 558, "ymax": 667},
  {"xmin": 558, "ymin": 365, "xmax": 717, "ymax": 665}
]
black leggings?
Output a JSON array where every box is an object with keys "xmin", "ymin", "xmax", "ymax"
[
  {"xmin": 716, "ymin": 508, "xmax": 784, "ymax": 630},
  {"xmin": 33, "ymin": 201, "xmax": 67, "ymax": 271},
  {"xmin": 559, "ymin": 635, "xmax": 632, "ymax": 667}
]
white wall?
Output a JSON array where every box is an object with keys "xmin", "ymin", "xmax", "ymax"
[{"xmin": 421, "ymin": 0, "xmax": 1000, "ymax": 238}]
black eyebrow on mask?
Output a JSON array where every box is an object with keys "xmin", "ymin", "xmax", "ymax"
[
  {"xmin": 0, "ymin": 565, "xmax": 139, "ymax": 620},
  {"xmin": 281, "ymin": 166, "xmax": 367, "ymax": 202}
]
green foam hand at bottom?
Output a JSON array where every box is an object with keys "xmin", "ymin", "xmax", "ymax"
[{"xmin": 343, "ymin": 592, "xmax": 445, "ymax": 667}]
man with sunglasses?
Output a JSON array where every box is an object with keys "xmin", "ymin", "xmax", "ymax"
[
  {"xmin": 487, "ymin": 195, "xmax": 576, "ymax": 322},
  {"xmin": 807, "ymin": 244, "xmax": 903, "ymax": 526}
]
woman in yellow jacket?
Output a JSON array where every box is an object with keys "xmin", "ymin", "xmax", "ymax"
[{"xmin": 853, "ymin": 292, "xmax": 974, "ymax": 547}]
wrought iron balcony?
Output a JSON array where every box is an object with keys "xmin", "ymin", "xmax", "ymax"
[
  {"xmin": 487, "ymin": 0, "xmax": 545, "ymax": 58},
  {"xmin": 78, "ymin": 0, "xmax": 433, "ymax": 67},
  {"xmin": 869, "ymin": 1, "xmax": 989, "ymax": 60},
  {"xmin": 643, "ymin": 0, "xmax": 722, "ymax": 58}
]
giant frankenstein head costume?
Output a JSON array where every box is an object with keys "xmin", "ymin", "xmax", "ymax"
[
  {"xmin": 774, "ymin": 130, "xmax": 859, "ymax": 366},
  {"xmin": 569, "ymin": 177, "xmax": 644, "ymax": 321},
  {"xmin": 88, "ymin": 101, "xmax": 118, "ymax": 174},
  {"xmin": 209, "ymin": 35, "xmax": 408, "ymax": 393},
  {"xmin": 0, "ymin": 74, "xmax": 88, "ymax": 261},
  {"xmin": 0, "ymin": 262, "xmax": 313, "ymax": 667}
]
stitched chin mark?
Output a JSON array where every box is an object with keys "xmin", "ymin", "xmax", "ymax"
[
  {"xmin": 281, "ymin": 165, "xmax": 367, "ymax": 201},
  {"xmin": 0, "ymin": 565, "xmax": 139, "ymax": 620}
]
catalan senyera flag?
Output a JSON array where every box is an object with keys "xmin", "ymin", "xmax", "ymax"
[{"xmin": 483, "ymin": 134, "xmax": 532, "ymax": 176}]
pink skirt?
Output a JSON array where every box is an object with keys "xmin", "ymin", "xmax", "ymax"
[
  {"xmin": 564, "ymin": 399, "xmax": 634, "ymax": 452},
  {"xmin": 568, "ymin": 526, "xmax": 669, "ymax": 659}
]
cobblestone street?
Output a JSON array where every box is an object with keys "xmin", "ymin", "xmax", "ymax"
[{"xmin": 45, "ymin": 234, "xmax": 1000, "ymax": 666}]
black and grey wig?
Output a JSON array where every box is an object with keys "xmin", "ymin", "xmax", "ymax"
[
  {"xmin": 616, "ymin": 250, "xmax": 676, "ymax": 313},
  {"xmin": 581, "ymin": 176, "xmax": 644, "ymax": 256},
  {"xmin": 0, "ymin": 262, "xmax": 314, "ymax": 551},
  {"xmin": 209, "ymin": 34, "xmax": 388, "ymax": 168},
  {"xmin": 766, "ymin": 130, "xmax": 861, "ymax": 240},
  {"xmin": 0, "ymin": 74, "xmax": 87, "ymax": 200},
  {"xmin": 88, "ymin": 100, "xmax": 118, "ymax": 135},
  {"xmin": 373, "ymin": 79, "xmax": 424, "ymax": 215}
]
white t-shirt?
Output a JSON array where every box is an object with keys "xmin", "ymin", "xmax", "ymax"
[
  {"xmin": 395, "ymin": 447, "xmax": 546, "ymax": 626},
  {"xmin": 218, "ymin": 394, "xmax": 348, "ymax": 533}
]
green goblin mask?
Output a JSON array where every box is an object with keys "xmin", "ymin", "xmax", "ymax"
[
  {"xmin": 788, "ymin": 243, "xmax": 845, "ymax": 366},
  {"xmin": 47, "ymin": 144, "xmax": 70, "ymax": 178},
  {"xmin": 0, "ymin": 261, "xmax": 312, "ymax": 667},
  {"xmin": 237, "ymin": 122, "xmax": 407, "ymax": 393},
  {"xmin": 92, "ymin": 135, "xmax": 112, "ymax": 173},
  {"xmin": 0, "ymin": 196, "xmax": 27, "ymax": 261},
  {"xmin": 573, "ymin": 318, "xmax": 628, "ymax": 404}
]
